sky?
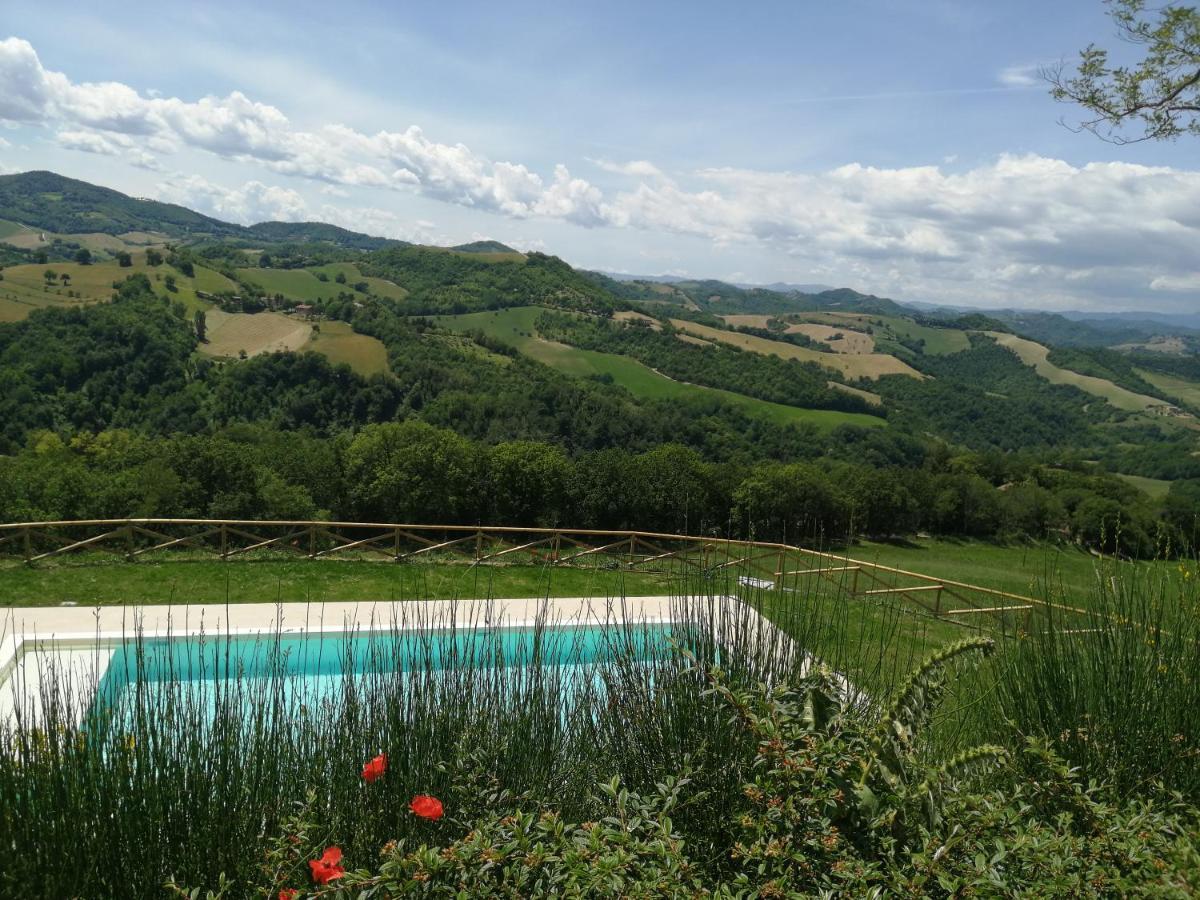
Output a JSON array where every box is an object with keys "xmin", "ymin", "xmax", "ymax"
[{"xmin": 0, "ymin": 0, "xmax": 1197, "ymax": 313}]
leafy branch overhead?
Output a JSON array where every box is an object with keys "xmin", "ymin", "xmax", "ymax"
[{"xmin": 1047, "ymin": 0, "xmax": 1200, "ymax": 143}]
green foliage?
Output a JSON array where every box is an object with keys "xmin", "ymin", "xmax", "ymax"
[
  {"xmin": 363, "ymin": 247, "xmax": 617, "ymax": 316},
  {"xmin": 1049, "ymin": 0, "xmax": 1200, "ymax": 143},
  {"xmin": 1046, "ymin": 344, "xmax": 1171, "ymax": 399},
  {"xmin": 0, "ymin": 171, "xmax": 242, "ymax": 238},
  {"xmin": 166, "ymin": 636, "xmax": 1200, "ymax": 898},
  {"xmin": 535, "ymin": 310, "xmax": 871, "ymax": 414}
]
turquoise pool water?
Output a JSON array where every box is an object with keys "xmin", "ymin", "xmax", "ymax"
[{"xmin": 90, "ymin": 623, "xmax": 677, "ymax": 724}]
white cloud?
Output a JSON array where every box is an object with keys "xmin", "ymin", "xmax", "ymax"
[
  {"xmin": 589, "ymin": 158, "xmax": 665, "ymax": 178},
  {"xmin": 596, "ymin": 155, "xmax": 1200, "ymax": 307},
  {"xmin": 156, "ymin": 175, "xmax": 308, "ymax": 224},
  {"xmin": 998, "ymin": 63, "xmax": 1041, "ymax": 88},
  {"xmin": 1149, "ymin": 274, "xmax": 1200, "ymax": 292},
  {"xmin": 4, "ymin": 35, "xmax": 1200, "ymax": 309}
]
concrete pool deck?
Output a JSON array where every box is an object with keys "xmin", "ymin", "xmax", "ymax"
[{"xmin": 1, "ymin": 595, "xmax": 686, "ymax": 640}]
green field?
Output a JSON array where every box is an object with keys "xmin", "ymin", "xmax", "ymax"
[
  {"xmin": 1136, "ymin": 368, "xmax": 1200, "ymax": 409},
  {"xmin": 1117, "ymin": 473, "xmax": 1173, "ymax": 498},
  {"xmin": 236, "ymin": 267, "xmax": 339, "ymax": 302},
  {"xmin": 238, "ymin": 264, "xmax": 409, "ymax": 303},
  {"xmin": 309, "ymin": 262, "xmax": 409, "ymax": 300},
  {"xmin": 0, "ymin": 257, "xmax": 232, "ymax": 318},
  {"xmin": 0, "ymin": 218, "xmax": 24, "ymax": 239},
  {"xmin": 0, "ymin": 557, "xmax": 672, "ymax": 606},
  {"xmin": 431, "ymin": 307, "xmax": 886, "ymax": 430},
  {"xmin": 304, "ymin": 319, "xmax": 390, "ymax": 376}
]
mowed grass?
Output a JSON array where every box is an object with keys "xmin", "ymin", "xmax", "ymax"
[
  {"xmin": 0, "ymin": 556, "xmax": 673, "ymax": 607},
  {"xmin": 838, "ymin": 536, "xmax": 1185, "ymax": 610},
  {"xmin": 303, "ymin": 320, "xmax": 390, "ymax": 376},
  {"xmin": 200, "ymin": 309, "xmax": 312, "ymax": 358},
  {"xmin": 430, "ymin": 307, "xmax": 886, "ymax": 430},
  {"xmin": 670, "ymin": 319, "xmax": 924, "ymax": 380},
  {"xmin": 988, "ymin": 332, "xmax": 1168, "ymax": 412},
  {"xmin": 0, "ymin": 219, "xmax": 25, "ymax": 239}
]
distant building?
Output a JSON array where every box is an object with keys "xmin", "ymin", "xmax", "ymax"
[{"xmin": 294, "ymin": 303, "xmax": 316, "ymax": 318}]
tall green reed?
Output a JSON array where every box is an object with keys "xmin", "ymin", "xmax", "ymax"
[
  {"xmin": 0, "ymin": 585, "xmax": 817, "ymax": 898},
  {"xmin": 978, "ymin": 556, "xmax": 1200, "ymax": 799}
]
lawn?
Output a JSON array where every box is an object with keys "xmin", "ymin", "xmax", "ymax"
[
  {"xmin": 838, "ymin": 536, "xmax": 1182, "ymax": 608},
  {"xmin": 0, "ymin": 556, "xmax": 673, "ymax": 606},
  {"xmin": 431, "ymin": 307, "xmax": 886, "ymax": 430}
]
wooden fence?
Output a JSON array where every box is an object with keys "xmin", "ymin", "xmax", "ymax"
[{"xmin": 0, "ymin": 519, "xmax": 1089, "ymax": 633}]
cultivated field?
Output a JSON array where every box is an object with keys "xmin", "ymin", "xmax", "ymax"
[
  {"xmin": 0, "ymin": 257, "xmax": 235, "ymax": 319},
  {"xmin": 1136, "ymin": 368, "xmax": 1200, "ymax": 409},
  {"xmin": 1117, "ymin": 473, "xmax": 1173, "ymax": 498},
  {"xmin": 430, "ymin": 307, "xmax": 886, "ymax": 430},
  {"xmin": 303, "ymin": 319, "xmax": 390, "ymax": 376},
  {"xmin": 200, "ymin": 309, "xmax": 312, "ymax": 358},
  {"xmin": 670, "ymin": 319, "xmax": 924, "ymax": 379},
  {"xmin": 309, "ymin": 262, "xmax": 409, "ymax": 300},
  {"xmin": 988, "ymin": 332, "xmax": 1170, "ymax": 412}
]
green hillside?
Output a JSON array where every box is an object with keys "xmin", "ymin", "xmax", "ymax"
[
  {"xmin": 0, "ymin": 171, "xmax": 241, "ymax": 238},
  {"xmin": 428, "ymin": 307, "xmax": 885, "ymax": 430}
]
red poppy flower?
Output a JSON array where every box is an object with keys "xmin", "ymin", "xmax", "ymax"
[
  {"xmin": 410, "ymin": 794, "xmax": 444, "ymax": 820},
  {"xmin": 309, "ymin": 846, "xmax": 346, "ymax": 885},
  {"xmin": 361, "ymin": 752, "xmax": 387, "ymax": 783},
  {"xmin": 278, "ymin": 890, "xmax": 298, "ymax": 900}
]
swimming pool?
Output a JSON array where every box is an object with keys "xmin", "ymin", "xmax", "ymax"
[{"xmin": 0, "ymin": 615, "xmax": 690, "ymax": 730}]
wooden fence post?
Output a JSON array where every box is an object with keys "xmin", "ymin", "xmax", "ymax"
[
  {"xmin": 23, "ymin": 526, "xmax": 32, "ymax": 565},
  {"xmin": 219, "ymin": 524, "xmax": 228, "ymax": 561},
  {"xmin": 124, "ymin": 524, "xmax": 135, "ymax": 562}
]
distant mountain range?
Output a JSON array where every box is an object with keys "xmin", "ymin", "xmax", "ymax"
[{"xmin": 1, "ymin": 170, "xmax": 1194, "ymax": 350}]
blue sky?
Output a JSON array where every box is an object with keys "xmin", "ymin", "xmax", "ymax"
[{"xmin": 1, "ymin": 0, "xmax": 1198, "ymax": 312}]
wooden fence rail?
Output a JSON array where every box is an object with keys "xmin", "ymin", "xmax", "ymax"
[{"xmin": 0, "ymin": 518, "xmax": 1088, "ymax": 634}]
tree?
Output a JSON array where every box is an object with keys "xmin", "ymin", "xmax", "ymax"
[
  {"xmin": 116, "ymin": 251, "xmax": 133, "ymax": 268},
  {"xmin": 335, "ymin": 271, "xmax": 347, "ymax": 284},
  {"xmin": 43, "ymin": 269, "xmax": 57, "ymax": 284},
  {"xmin": 164, "ymin": 275, "xmax": 178, "ymax": 293},
  {"xmin": 194, "ymin": 310, "xmax": 207, "ymax": 343},
  {"xmin": 74, "ymin": 248, "xmax": 92, "ymax": 265},
  {"xmin": 259, "ymin": 253, "xmax": 272, "ymax": 268},
  {"xmin": 146, "ymin": 249, "xmax": 164, "ymax": 266},
  {"xmin": 1048, "ymin": 0, "xmax": 1200, "ymax": 143}
]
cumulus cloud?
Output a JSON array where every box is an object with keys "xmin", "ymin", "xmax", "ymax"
[
  {"xmin": 4, "ymin": 35, "xmax": 1200, "ymax": 308},
  {"xmin": 0, "ymin": 37, "xmax": 606, "ymax": 223},
  {"xmin": 595, "ymin": 155, "xmax": 1200, "ymax": 307},
  {"xmin": 157, "ymin": 175, "xmax": 308, "ymax": 224}
]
